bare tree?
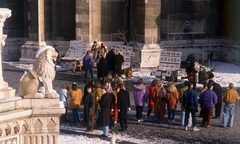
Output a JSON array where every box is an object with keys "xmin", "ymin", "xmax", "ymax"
[{"xmin": 118, "ymin": 29, "xmax": 128, "ymax": 46}]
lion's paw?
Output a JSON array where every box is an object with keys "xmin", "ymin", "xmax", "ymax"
[{"xmin": 46, "ymin": 91, "xmax": 59, "ymax": 99}]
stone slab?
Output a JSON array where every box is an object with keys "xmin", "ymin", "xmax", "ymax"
[{"xmin": 21, "ymin": 99, "xmax": 61, "ymax": 109}]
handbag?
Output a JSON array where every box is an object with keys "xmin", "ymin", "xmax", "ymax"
[{"xmin": 91, "ymin": 113, "xmax": 97, "ymax": 120}]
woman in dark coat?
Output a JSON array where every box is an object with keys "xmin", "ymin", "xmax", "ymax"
[
  {"xmin": 97, "ymin": 87, "xmax": 110, "ymax": 137},
  {"xmin": 117, "ymin": 83, "xmax": 130, "ymax": 131},
  {"xmin": 115, "ymin": 50, "xmax": 124, "ymax": 77},
  {"xmin": 83, "ymin": 85, "xmax": 95, "ymax": 132}
]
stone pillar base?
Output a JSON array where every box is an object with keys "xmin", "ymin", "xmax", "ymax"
[
  {"xmin": 133, "ymin": 43, "xmax": 161, "ymax": 68},
  {"xmin": 20, "ymin": 41, "xmax": 47, "ymax": 64}
]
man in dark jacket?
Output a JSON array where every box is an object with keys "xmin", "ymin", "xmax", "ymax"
[
  {"xmin": 115, "ymin": 50, "xmax": 124, "ymax": 77},
  {"xmin": 200, "ymin": 83, "xmax": 218, "ymax": 127},
  {"xmin": 97, "ymin": 87, "xmax": 110, "ymax": 137},
  {"xmin": 117, "ymin": 83, "xmax": 130, "ymax": 131},
  {"xmin": 106, "ymin": 49, "xmax": 116, "ymax": 74},
  {"xmin": 183, "ymin": 82, "xmax": 200, "ymax": 131},
  {"xmin": 208, "ymin": 73, "xmax": 223, "ymax": 119}
]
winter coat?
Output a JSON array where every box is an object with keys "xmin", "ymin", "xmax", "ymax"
[
  {"xmin": 183, "ymin": 87, "xmax": 198, "ymax": 108},
  {"xmin": 179, "ymin": 86, "xmax": 188, "ymax": 110},
  {"xmin": 200, "ymin": 89, "xmax": 218, "ymax": 109},
  {"xmin": 223, "ymin": 88, "xmax": 239, "ymax": 104},
  {"xmin": 83, "ymin": 92, "xmax": 95, "ymax": 126},
  {"xmin": 212, "ymin": 82, "xmax": 223, "ymax": 103},
  {"xmin": 58, "ymin": 88, "xmax": 68, "ymax": 107},
  {"xmin": 98, "ymin": 93, "xmax": 110, "ymax": 127},
  {"xmin": 97, "ymin": 57, "xmax": 109, "ymax": 78},
  {"xmin": 93, "ymin": 88, "xmax": 102, "ymax": 110},
  {"xmin": 152, "ymin": 87, "xmax": 167, "ymax": 118},
  {"xmin": 167, "ymin": 90, "xmax": 179, "ymax": 109},
  {"xmin": 133, "ymin": 84, "xmax": 148, "ymax": 106},
  {"xmin": 68, "ymin": 88, "xmax": 82, "ymax": 109},
  {"xmin": 83, "ymin": 54, "xmax": 94, "ymax": 71},
  {"xmin": 106, "ymin": 50, "xmax": 115, "ymax": 72},
  {"xmin": 117, "ymin": 89, "xmax": 130, "ymax": 119},
  {"xmin": 147, "ymin": 85, "xmax": 156, "ymax": 110},
  {"xmin": 108, "ymin": 92, "xmax": 116, "ymax": 115}
]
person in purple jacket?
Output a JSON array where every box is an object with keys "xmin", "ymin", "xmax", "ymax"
[
  {"xmin": 133, "ymin": 78, "xmax": 148, "ymax": 122},
  {"xmin": 83, "ymin": 51, "xmax": 94, "ymax": 83},
  {"xmin": 200, "ymin": 82, "xmax": 218, "ymax": 128}
]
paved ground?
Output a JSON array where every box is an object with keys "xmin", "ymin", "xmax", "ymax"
[{"xmin": 3, "ymin": 63, "xmax": 240, "ymax": 144}]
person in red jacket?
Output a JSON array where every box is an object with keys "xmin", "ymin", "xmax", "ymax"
[{"xmin": 146, "ymin": 79, "xmax": 158, "ymax": 118}]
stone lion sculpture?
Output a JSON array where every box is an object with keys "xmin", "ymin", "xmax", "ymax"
[{"xmin": 19, "ymin": 45, "xmax": 59, "ymax": 99}]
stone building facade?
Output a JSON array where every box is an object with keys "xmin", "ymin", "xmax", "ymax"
[{"xmin": 1, "ymin": 0, "xmax": 240, "ymax": 66}]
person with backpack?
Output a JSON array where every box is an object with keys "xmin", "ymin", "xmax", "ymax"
[{"xmin": 186, "ymin": 54, "xmax": 199, "ymax": 90}]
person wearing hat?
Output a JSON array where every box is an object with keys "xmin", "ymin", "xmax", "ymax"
[{"xmin": 208, "ymin": 73, "xmax": 223, "ymax": 119}]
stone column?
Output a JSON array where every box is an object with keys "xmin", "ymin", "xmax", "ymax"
[
  {"xmin": 76, "ymin": 0, "xmax": 91, "ymax": 48},
  {"xmin": 0, "ymin": 8, "xmax": 16, "ymax": 100},
  {"xmin": 132, "ymin": 1, "xmax": 162, "ymax": 68},
  {"xmin": 20, "ymin": 0, "xmax": 47, "ymax": 64}
]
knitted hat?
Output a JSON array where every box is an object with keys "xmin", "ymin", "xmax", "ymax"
[{"xmin": 209, "ymin": 73, "xmax": 214, "ymax": 79}]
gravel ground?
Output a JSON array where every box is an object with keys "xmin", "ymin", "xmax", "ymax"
[{"xmin": 3, "ymin": 63, "xmax": 240, "ymax": 144}]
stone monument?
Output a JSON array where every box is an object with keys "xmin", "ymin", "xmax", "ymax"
[{"xmin": 0, "ymin": 9, "xmax": 64, "ymax": 144}]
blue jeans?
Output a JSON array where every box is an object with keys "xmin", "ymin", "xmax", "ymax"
[
  {"xmin": 222, "ymin": 103, "xmax": 235, "ymax": 127},
  {"xmin": 72, "ymin": 109, "xmax": 80, "ymax": 121},
  {"xmin": 180, "ymin": 110, "xmax": 192, "ymax": 126},
  {"xmin": 103, "ymin": 126, "xmax": 109, "ymax": 136},
  {"xmin": 95, "ymin": 110, "xmax": 99, "ymax": 118},
  {"xmin": 168, "ymin": 109, "xmax": 175, "ymax": 120}
]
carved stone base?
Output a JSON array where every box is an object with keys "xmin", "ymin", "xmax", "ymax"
[{"xmin": 0, "ymin": 98, "xmax": 65, "ymax": 144}]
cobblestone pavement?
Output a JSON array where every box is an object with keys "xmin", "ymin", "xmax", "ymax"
[{"xmin": 3, "ymin": 63, "xmax": 240, "ymax": 143}]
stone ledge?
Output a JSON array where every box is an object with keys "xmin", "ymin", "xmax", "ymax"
[
  {"xmin": 21, "ymin": 99, "xmax": 62, "ymax": 109},
  {"xmin": 0, "ymin": 109, "xmax": 32, "ymax": 122}
]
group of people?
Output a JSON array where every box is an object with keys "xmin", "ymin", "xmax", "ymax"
[
  {"xmin": 58, "ymin": 74, "xmax": 130, "ymax": 137},
  {"xmin": 83, "ymin": 41, "xmax": 125, "ymax": 83}
]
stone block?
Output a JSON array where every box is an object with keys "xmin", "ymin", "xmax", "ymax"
[{"xmin": 22, "ymin": 99, "xmax": 61, "ymax": 109}]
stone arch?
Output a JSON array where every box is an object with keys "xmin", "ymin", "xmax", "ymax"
[{"xmin": 14, "ymin": 123, "xmax": 20, "ymax": 134}]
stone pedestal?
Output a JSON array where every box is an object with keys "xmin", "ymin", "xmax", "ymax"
[
  {"xmin": 20, "ymin": 41, "xmax": 47, "ymax": 64},
  {"xmin": 0, "ymin": 99, "xmax": 65, "ymax": 144},
  {"xmin": 132, "ymin": 43, "xmax": 161, "ymax": 68}
]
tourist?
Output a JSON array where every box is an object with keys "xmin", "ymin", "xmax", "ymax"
[
  {"xmin": 179, "ymin": 81, "xmax": 192, "ymax": 126},
  {"xmin": 221, "ymin": 83, "xmax": 239, "ymax": 127},
  {"xmin": 106, "ymin": 49, "xmax": 116, "ymax": 75},
  {"xmin": 199, "ymin": 81, "xmax": 208, "ymax": 117},
  {"xmin": 208, "ymin": 73, "xmax": 223, "ymax": 119},
  {"xmin": 133, "ymin": 78, "xmax": 148, "ymax": 122},
  {"xmin": 83, "ymin": 85, "xmax": 95, "ymax": 132},
  {"xmin": 166, "ymin": 83, "xmax": 179, "ymax": 122},
  {"xmin": 152, "ymin": 81, "xmax": 167, "ymax": 123},
  {"xmin": 84, "ymin": 79, "xmax": 95, "ymax": 97},
  {"xmin": 93, "ymin": 81, "xmax": 102, "ymax": 121},
  {"xmin": 185, "ymin": 54, "xmax": 198, "ymax": 89},
  {"xmin": 97, "ymin": 54, "xmax": 109, "ymax": 84},
  {"xmin": 68, "ymin": 82, "xmax": 83, "ymax": 124},
  {"xmin": 97, "ymin": 87, "xmax": 110, "ymax": 137},
  {"xmin": 112, "ymin": 76, "xmax": 123, "ymax": 123},
  {"xmin": 91, "ymin": 41, "xmax": 100, "ymax": 61},
  {"xmin": 83, "ymin": 50, "xmax": 94, "ymax": 83},
  {"xmin": 58, "ymin": 83, "xmax": 69, "ymax": 122},
  {"xmin": 115, "ymin": 50, "xmax": 124, "ymax": 77},
  {"xmin": 103, "ymin": 81, "xmax": 115, "ymax": 132},
  {"xmin": 117, "ymin": 83, "xmax": 130, "ymax": 131},
  {"xmin": 183, "ymin": 82, "xmax": 200, "ymax": 131},
  {"xmin": 200, "ymin": 82, "xmax": 217, "ymax": 127},
  {"xmin": 146, "ymin": 79, "xmax": 158, "ymax": 118},
  {"xmin": 96, "ymin": 44, "xmax": 107, "ymax": 63}
]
